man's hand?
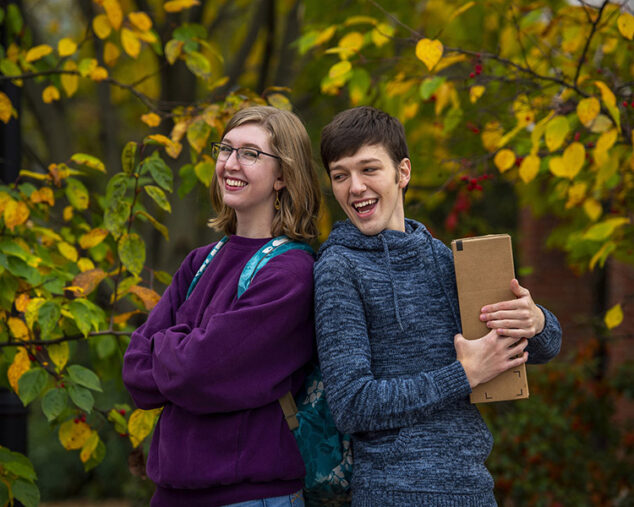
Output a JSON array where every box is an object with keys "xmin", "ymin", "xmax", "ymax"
[
  {"xmin": 454, "ymin": 331, "xmax": 528, "ymax": 389},
  {"xmin": 479, "ymin": 279, "xmax": 545, "ymax": 339}
]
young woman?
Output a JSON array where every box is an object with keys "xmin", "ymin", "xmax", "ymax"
[{"xmin": 123, "ymin": 106, "xmax": 321, "ymax": 507}]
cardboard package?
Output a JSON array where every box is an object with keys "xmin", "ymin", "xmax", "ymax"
[{"xmin": 451, "ymin": 234, "xmax": 529, "ymax": 403}]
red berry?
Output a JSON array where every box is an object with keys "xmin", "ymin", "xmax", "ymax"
[
  {"xmin": 623, "ymin": 101, "xmax": 629, "ymax": 107},
  {"xmin": 36, "ymin": 345, "xmax": 42, "ymax": 351},
  {"xmin": 597, "ymin": 68, "xmax": 603, "ymax": 74},
  {"xmin": 631, "ymin": 101, "xmax": 634, "ymax": 108},
  {"xmin": 74, "ymin": 418, "xmax": 79, "ymax": 424},
  {"xmin": 119, "ymin": 409, "xmax": 126, "ymax": 415},
  {"xmin": 586, "ymin": 141, "xmax": 595, "ymax": 148},
  {"xmin": 475, "ymin": 184, "xmax": 483, "ymax": 191},
  {"xmin": 469, "ymin": 72, "xmax": 475, "ymax": 79},
  {"xmin": 430, "ymin": 95, "xmax": 437, "ymax": 102},
  {"xmin": 574, "ymin": 132, "xmax": 580, "ymax": 141},
  {"xmin": 28, "ymin": 353, "xmax": 36, "ymax": 361},
  {"xmin": 60, "ymin": 382, "xmax": 65, "ymax": 388}
]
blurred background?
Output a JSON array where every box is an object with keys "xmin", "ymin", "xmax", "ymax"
[{"xmin": 0, "ymin": 0, "xmax": 633, "ymax": 505}]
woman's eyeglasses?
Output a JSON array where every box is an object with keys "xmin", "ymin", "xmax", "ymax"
[{"xmin": 211, "ymin": 142, "xmax": 281, "ymax": 166}]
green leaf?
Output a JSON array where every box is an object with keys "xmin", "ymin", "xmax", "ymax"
[
  {"xmin": 186, "ymin": 119, "xmax": 212, "ymax": 153},
  {"xmin": 0, "ymin": 448, "xmax": 37, "ymax": 481},
  {"xmin": 121, "ymin": 141, "xmax": 138, "ymax": 175},
  {"xmin": 144, "ymin": 185, "xmax": 171, "ymax": 212},
  {"xmin": 67, "ymin": 365, "xmax": 103, "ymax": 392},
  {"xmin": 67, "ymin": 300, "xmax": 92, "ymax": 337},
  {"xmin": 0, "ymin": 272, "xmax": 19, "ymax": 308},
  {"xmin": 0, "ymin": 481, "xmax": 8, "ymax": 507},
  {"xmin": 136, "ymin": 210, "xmax": 169, "ymax": 241},
  {"xmin": 12, "ymin": 479, "xmax": 40, "ymax": 507},
  {"xmin": 17, "ymin": 368, "xmax": 48, "ymax": 406},
  {"xmin": 583, "ymin": 217, "xmax": 630, "ymax": 241},
  {"xmin": 443, "ymin": 106, "xmax": 463, "ymax": 134},
  {"xmin": 143, "ymin": 152, "xmax": 173, "ymax": 192},
  {"xmin": 419, "ymin": 76, "xmax": 446, "ymax": 100},
  {"xmin": 7, "ymin": 4, "xmax": 23, "ymax": 38},
  {"xmin": 65, "ymin": 178, "xmax": 90, "ymax": 210},
  {"xmin": 106, "ymin": 172, "xmax": 130, "ymax": 201},
  {"xmin": 84, "ymin": 439, "xmax": 106, "ymax": 472},
  {"xmin": 154, "ymin": 270, "xmax": 172, "ymax": 285},
  {"xmin": 178, "ymin": 163, "xmax": 198, "ymax": 198},
  {"xmin": 38, "ymin": 301, "xmax": 61, "ymax": 340},
  {"xmin": 0, "ymin": 58, "xmax": 21, "ymax": 78},
  {"xmin": 67, "ymin": 299, "xmax": 106, "ymax": 336},
  {"xmin": 185, "ymin": 51, "xmax": 211, "ymax": 79},
  {"xmin": 118, "ymin": 233, "xmax": 145, "ymax": 276},
  {"xmin": 71, "ymin": 153, "xmax": 106, "ymax": 173},
  {"xmin": 41, "ymin": 387, "xmax": 69, "ymax": 422},
  {"xmin": 68, "ymin": 384, "xmax": 94, "ymax": 413},
  {"xmin": 104, "ymin": 199, "xmax": 131, "ymax": 238},
  {"xmin": 194, "ymin": 161, "xmax": 214, "ymax": 187},
  {"xmin": 96, "ymin": 334, "xmax": 117, "ymax": 359}
]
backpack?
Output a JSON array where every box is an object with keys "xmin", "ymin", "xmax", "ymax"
[{"xmin": 186, "ymin": 235, "xmax": 352, "ymax": 505}]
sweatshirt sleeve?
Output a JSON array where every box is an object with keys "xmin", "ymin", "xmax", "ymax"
[
  {"xmin": 314, "ymin": 250, "xmax": 471, "ymax": 435},
  {"xmin": 149, "ymin": 252, "xmax": 314, "ymax": 415},
  {"xmin": 526, "ymin": 304, "xmax": 562, "ymax": 363},
  {"xmin": 122, "ymin": 248, "xmax": 201, "ymax": 409}
]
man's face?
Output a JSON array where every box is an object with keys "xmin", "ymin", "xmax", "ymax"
[{"xmin": 328, "ymin": 144, "xmax": 411, "ymax": 236}]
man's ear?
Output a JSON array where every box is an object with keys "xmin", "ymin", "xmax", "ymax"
[{"xmin": 398, "ymin": 158, "xmax": 411, "ymax": 189}]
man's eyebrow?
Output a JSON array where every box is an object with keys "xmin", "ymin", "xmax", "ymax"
[{"xmin": 331, "ymin": 157, "xmax": 382, "ymax": 170}]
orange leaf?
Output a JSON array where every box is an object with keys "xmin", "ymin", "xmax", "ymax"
[
  {"xmin": 128, "ymin": 285, "xmax": 161, "ymax": 310},
  {"xmin": 71, "ymin": 269, "xmax": 108, "ymax": 297}
]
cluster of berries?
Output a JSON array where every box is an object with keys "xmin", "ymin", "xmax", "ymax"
[
  {"xmin": 73, "ymin": 413, "xmax": 87, "ymax": 424},
  {"xmin": 468, "ymin": 55, "xmax": 483, "ymax": 79},
  {"xmin": 461, "ymin": 173, "xmax": 493, "ymax": 192}
]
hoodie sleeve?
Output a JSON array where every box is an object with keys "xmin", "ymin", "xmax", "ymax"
[
  {"xmin": 122, "ymin": 247, "xmax": 202, "ymax": 410},
  {"xmin": 526, "ymin": 304, "xmax": 562, "ymax": 363},
  {"xmin": 149, "ymin": 252, "xmax": 314, "ymax": 415},
  {"xmin": 314, "ymin": 250, "xmax": 471, "ymax": 435}
]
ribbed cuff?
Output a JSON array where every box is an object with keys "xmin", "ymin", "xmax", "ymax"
[
  {"xmin": 352, "ymin": 489, "xmax": 496, "ymax": 506},
  {"xmin": 430, "ymin": 360, "xmax": 472, "ymax": 400}
]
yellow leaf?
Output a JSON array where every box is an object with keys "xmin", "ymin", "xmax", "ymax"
[
  {"xmin": 605, "ymin": 303, "xmax": 624, "ymax": 330},
  {"xmin": 25, "ymin": 298, "xmax": 46, "ymax": 330},
  {"xmin": 371, "ymin": 23, "xmax": 394, "ymax": 48},
  {"xmin": 594, "ymin": 81, "xmax": 616, "ymax": 107},
  {"xmin": 78, "ymin": 58, "xmax": 98, "ymax": 78},
  {"xmin": 48, "ymin": 342, "xmax": 69, "ymax": 371},
  {"xmin": 0, "ymin": 91, "xmax": 13, "ymax": 124},
  {"xmin": 129, "ymin": 12, "xmax": 152, "ymax": 31},
  {"xmin": 140, "ymin": 112, "xmax": 161, "ymax": 127},
  {"xmin": 63, "ymin": 205, "xmax": 74, "ymax": 221},
  {"xmin": 31, "ymin": 187, "xmax": 55, "ymax": 206},
  {"xmin": 128, "ymin": 408, "xmax": 162, "ymax": 447},
  {"xmin": 415, "ymin": 38, "xmax": 443, "ymax": 71},
  {"xmin": 165, "ymin": 39, "xmax": 183, "ymax": 65},
  {"xmin": 89, "ymin": 66, "xmax": 108, "ymax": 81},
  {"xmin": 103, "ymin": 42, "xmax": 120, "ymax": 67},
  {"xmin": 433, "ymin": 54, "xmax": 467, "ymax": 73},
  {"xmin": 128, "ymin": 285, "xmax": 161, "ymax": 310},
  {"xmin": 595, "ymin": 128, "xmax": 618, "ymax": 154},
  {"xmin": 589, "ymin": 114, "xmax": 614, "ymax": 134},
  {"xmin": 80, "ymin": 228, "xmax": 109, "ymax": 249},
  {"xmin": 583, "ymin": 217, "xmax": 630, "ymax": 241},
  {"xmin": 61, "ymin": 61, "xmax": 78, "ymax": 98},
  {"xmin": 57, "ymin": 241, "xmax": 78, "ymax": 262},
  {"xmin": 561, "ymin": 142, "xmax": 585, "ymax": 179},
  {"xmin": 545, "ymin": 116, "xmax": 569, "ymax": 152},
  {"xmin": 617, "ymin": 12, "xmax": 634, "ymax": 40},
  {"xmin": 338, "ymin": 31, "xmax": 365, "ymax": 56},
  {"xmin": 519, "ymin": 155, "xmax": 540, "ymax": 183},
  {"xmin": 448, "ymin": 1, "xmax": 475, "ymax": 22},
  {"xmin": 481, "ymin": 121, "xmax": 504, "ymax": 152},
  {"xmin": 77, "ymin": 258, "xmax": 95, "ymax": 272},
  {"xmin": 583, "ymin": 198, "xmax": 602, "ymax": 221},
  {"xmin": 164, "ymin": 0, "xmax": 201, "ymax": 13},
  {"xmin": 92, "ymin": 14, "xmax": 112, "ymax": 39},
  {"xmin": 71, "ymin": 269, "xmax": 108, "ymax": 297},
  {"xmin": 113, "ymin": 310, "xmax": 143, "ymax": 325},
  {"xmin": 42, "ymin": 86, "xmax": 61, "ymax": 104},
  {"xmin": 328, "ymin": 60, "xmax": 352, "ymax": 79},
  {"xmin": 590, "ymin": 241, "xmax": 616, "ymax": 270},
  {"xmin": 102, "ymin": 0, "xmax": 123, "ymax": 30},
  {"xmin": 25, "ymin": 44, "xmax": 53, "ymax": 63},
  {"xmin": 8, "ymin": 317, "xmax": 29, "ymax": 340},
  {"xmin": 494, "ymin": 149, "xmax": 516, "ymax": 173},
  {"xmin": 3, "ymin": 200, "xmax": 30, "ymax": 230},
  {"xmin": 121, "ymin": 28, "xmax": 141, "ymax": 58},
  {"xmin": 469, "ymin": 85, "xmax": 485, "ymax": 104},
  {"xmin": 15, "ymin": 293, "xmax": 30, "ymax": 313},
  {"xmin": 59, "ymin": 420, "xmax": 92, "ymax": 450},
  {"xmin": 135, "ymin": 30, "xmax": 158, "ymax": 44},
  {"xmin": 565, "ymin": 182, "xmax": 587, "ymax": 209},
  {"xmin": 434, "ymin": 81, "xmax": 456, "ymax": 116},
  {"xmin": 316, "ymin": 26, "xmax": 336, "ymax": 46},
  {"xmin": 80, "ymin": 431, "xmax": 100, "ymax": 463},
  {"xmin": 7, "ymin": 349, "xmax": 31, "ymax": 394},
  {"xmin": 577, "ymin": 97, "xmax": 600, "ymax": 127},
  {"xmin": 266, "ymin": 93, "xmax": 292, "ymax": 111},
  {"xmin": 548, "ymin": 157, "xmax": 566, "ymax": 178},
  {"xmin": 57, "ymin": 38, "xmax": 77, "ymax": 57}
]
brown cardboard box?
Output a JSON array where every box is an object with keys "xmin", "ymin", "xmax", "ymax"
[{"xmin": 451, "ymin": 234, "xmax": 529, "ymax": 403}]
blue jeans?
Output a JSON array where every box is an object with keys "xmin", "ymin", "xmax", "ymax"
[{"xmin": 222, "ymin": 490, "xmax": 304, "ymax": 507}]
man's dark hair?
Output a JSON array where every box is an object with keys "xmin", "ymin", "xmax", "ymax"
[{"xmin": 320, "ymin": 106, "xmax": 410, "ymax": 174}]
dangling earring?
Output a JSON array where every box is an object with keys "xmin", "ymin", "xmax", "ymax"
[{"xmin": 274, "ymin": 190, "xmax": 281, "ymax": 211}]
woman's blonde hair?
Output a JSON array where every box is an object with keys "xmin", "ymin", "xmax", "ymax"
[{"xmin": 209, "ymin": 106, "xmax": 321, "ymax": 241}]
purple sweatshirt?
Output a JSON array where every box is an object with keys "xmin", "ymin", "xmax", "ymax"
[{"xmin": 122, "ymin": 235, "xmax": 315, "ymax": 506}]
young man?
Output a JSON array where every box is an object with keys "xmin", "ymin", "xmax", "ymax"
[{"xmin": 313, "ymin": 106, "xmax": 562, "ymax": 506}]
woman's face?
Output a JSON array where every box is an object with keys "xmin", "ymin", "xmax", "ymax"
[{"xmin": 215, "ymin": 123, "xmax": 285, "ymax": 226}]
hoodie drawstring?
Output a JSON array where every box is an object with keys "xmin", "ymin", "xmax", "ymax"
[{"xmin": 379, "ymin": 233, "xmax": 404, "ymax": 331}]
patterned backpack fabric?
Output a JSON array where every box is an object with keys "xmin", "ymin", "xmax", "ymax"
[{"xmin": 186, "ymin": 236, "xmax": 352, "ymax": 505}]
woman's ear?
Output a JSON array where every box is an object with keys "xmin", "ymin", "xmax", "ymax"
[{"xmin": 273, "ymin": 176, "xmax": 286, "ymax": 191}]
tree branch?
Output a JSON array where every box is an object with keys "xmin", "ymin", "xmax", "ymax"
[{"xmin": 0, "ymin": 330, "xmax": 132, "ymax": 348}]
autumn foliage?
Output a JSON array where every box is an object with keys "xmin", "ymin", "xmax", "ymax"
[{"xmin": 0, "ymin": 0, "xmax": 633, "ymax": 505}]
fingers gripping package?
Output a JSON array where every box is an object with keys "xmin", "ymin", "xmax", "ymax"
[{"xmin": 451, "ymin": 234, "xmax": 529, "ymax": 403}]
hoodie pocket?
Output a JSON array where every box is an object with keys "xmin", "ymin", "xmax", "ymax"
[{"xmin": 354, "ymin": 427, "xmax": 413, "ymax": 467}]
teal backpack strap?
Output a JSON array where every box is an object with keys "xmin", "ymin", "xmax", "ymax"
[
  {"xmin": 186, "ymin": 236, "xmax": 228, "ymax": 299},
  {"xmin": 237, "ymin": 236, "xmax": 314, "ymax": 298}
]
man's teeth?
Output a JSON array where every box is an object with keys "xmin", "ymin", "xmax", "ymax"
[
  {"xmin": 226, "ymin": 179, "xmax": 246, "ymax": 187},
  {"xmin": 353, "ymin": 199, "xmax": 377, "ymax": 209}
]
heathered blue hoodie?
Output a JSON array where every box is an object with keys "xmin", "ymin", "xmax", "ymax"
[{"xmin": 313, "ymin": 219, "xmax": 562, "ymax": 506}]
